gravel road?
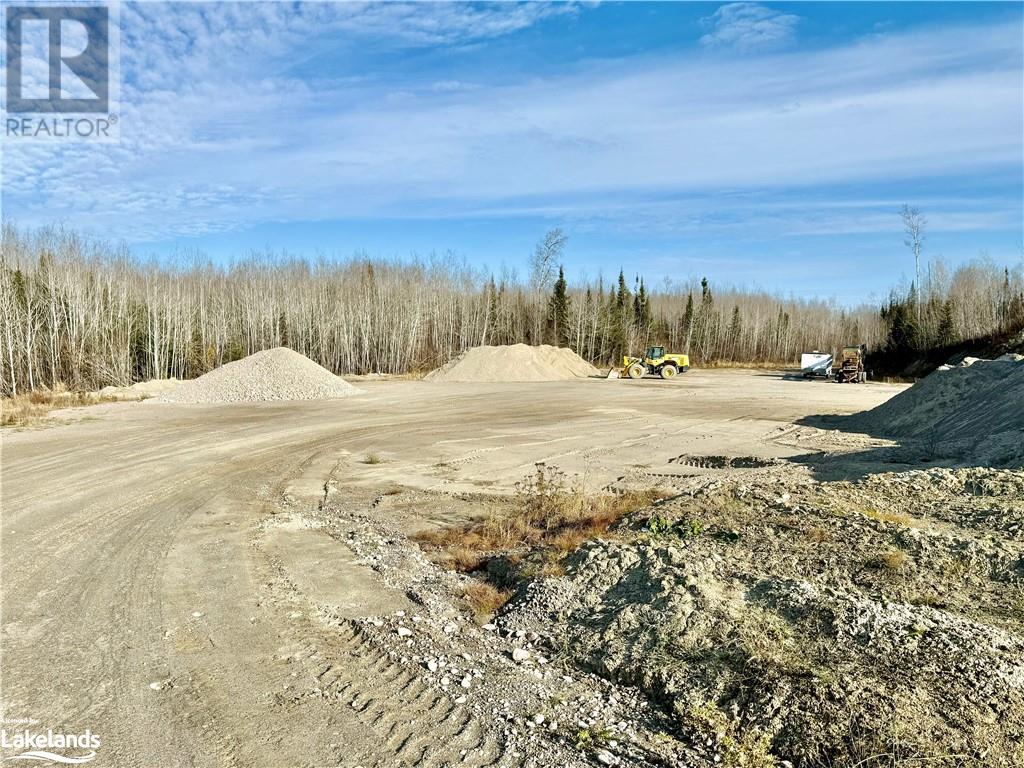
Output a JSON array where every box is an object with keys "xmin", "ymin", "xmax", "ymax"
[{"xmin": 0, "ymin": 371, "xmax": 904, "ymax": 766}]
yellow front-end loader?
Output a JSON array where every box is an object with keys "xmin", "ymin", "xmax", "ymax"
[{"xmin": 620, "ymin": 346, "xmax": 690, "ymax": 380}]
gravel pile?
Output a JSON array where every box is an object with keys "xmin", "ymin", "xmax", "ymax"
[
  {"xmin": 850, "ymin": 357, "xmax": 1024, "ymax": 465},
  {"xmin": 157, "ymin": 347, "xmax": 360, "ymax": 404},
  {"xmin": 425, "ymin": 344, "xmax": 599, "ymax": 382}
]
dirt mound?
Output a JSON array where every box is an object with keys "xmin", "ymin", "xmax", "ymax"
[
  {"xmin": 157, "ymin": 347, "xmax": 360, "ymax": 404},
  {"xmin": 852, "ymin": 357, "xmax": 1024, "ymax": 465},
  {"xmin": 500, "ymin": 468, "xmax": 1024, "ymax": 766},
  {"xmin": 425, "ymin": 344, "xmax": 599, "ymax": 382}
]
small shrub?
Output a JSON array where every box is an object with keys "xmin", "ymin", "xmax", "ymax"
[
  {"xmin": 574, "ymin": 726, "xmax": 614, "ymax": 751},
  {"xmin": 363, "ymin": 453, "xmax": 384, "ymax": 465},
  {"xmin": 647, "ymin": 514, "xmax": 672, "ymax": 537},
  {"xmin": 462, "ymin": 580, "xmax": 510, "ymax": 621},
  {"xmin": 678, "ymin": 518, "xmax": 704, "ymax": 538}
]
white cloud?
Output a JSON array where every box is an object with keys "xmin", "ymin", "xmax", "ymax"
[
  {"xmin": 2, "ymin": 6, "xmax": 1021, "ymax": 245},
  {"xmin": 700, "ymin": 3, "xmax": 800, "ymax": 51}
]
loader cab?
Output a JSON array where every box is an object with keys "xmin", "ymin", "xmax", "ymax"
[{"xmin": 647, "ymin": 346, "xmax": 665, "ymax": 361}]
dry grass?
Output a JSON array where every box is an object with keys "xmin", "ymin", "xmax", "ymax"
[
  {"xmin": 362, "ymin": 452, "xmax": 384, "ymax": 465},
  {"xmin": 415, "ymin": 464, "xmax": 667, "ymax": 572},
  {"xmin": 462, "ymin": 581, "xmax": 511, "ymax": 621},
  {"xmin": 436, "ymin": 546, "xmax": 488, "ymax": 573},
  {"xmin": 869, "ymin": 549, "xmax": 910, "ymax": 571},
  {"xmin": 1, "ymin": 387, "xmax": 119, "ymax": 427},
  {"xmin": 699, "ymin": 360, "xmax": 788, "ymax": 371}
]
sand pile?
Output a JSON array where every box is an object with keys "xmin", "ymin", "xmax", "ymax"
[
  {"xmin": 852, "ymin": 357, "xmax": 1023, "ymax": 464},
  {"xmin": 425, "ymin": 344, "xmax": 599, "ymax": 382},
  {"xmin": 157, "ymin": 347, "xmax": 360, "ymax": 404},
  {"xmin": 99, "ymin": 379, "xmax": 181, "ymax": 400}
]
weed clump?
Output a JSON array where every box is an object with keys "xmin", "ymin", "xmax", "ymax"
[
  {"xmin": 415, "ymin": 463, "xmax": 666, "ymax": 570},
  {"xmin": 869, "ymin": 549, "xmax": 910, "ymax": 571},
  {"xmin": 462, "ymin": 581, "xmax": 511, "ymax": 622},
  {"xmin": 1, "ymin": 387, "xmax": 119, "ymax": 427}
]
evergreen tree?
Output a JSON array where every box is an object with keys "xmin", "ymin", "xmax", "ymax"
[
  {"xmin": 727, "ymin": 305, "xmax": 742, "ymax": 360},
  {"xmin": 610, "ymin": 271, "xmax": 631, "ymax": 357},
  {"xmin": 547, "ymin": 265, "xmax": 571, "ymax": 346},
  {"xmin": 634, "ymin": 277, "xmax": 651, "ymax": 329},
  {"xmin": 680, "ymin": 293, "xmax": 694, "ymax": 350},
  {"xmin": 881, "ymin": 296, "xmax": 921, "ymax": 359},
  {"xmin": 616, "ymin": 271, "xmax": 629, "ymax": 309},
  {"xmin": 936, "ymin": 299, "xmax": 956, "ymax": 347}
]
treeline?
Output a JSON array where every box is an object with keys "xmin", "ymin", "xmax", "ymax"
[
  {"xmin": 0, "ymin": 223, "xmax": 1017, "ymax": 395},
  {"xmin": 871, "ymin": 260, "xmax": 1024, "ymax": 375}
]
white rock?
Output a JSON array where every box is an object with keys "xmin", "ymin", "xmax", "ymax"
[
  {"xmin": 148, "ymin": 681, "xmax": 163, "ymax": 691},
  {"xmin": 482, "ymin": 623, "xmax": 497, "ymax": 632},
  {"xmin": 443, "ymin": 622, "xmax": 458, "ymax": 634},
  {"xmin": 461, "ymin": 675, "xmax": 473, "ymax": 689},
  {"xmin": 191, "ymin": 611, "xmax": 204, "ymax": 618},
  {"xmin": 532, "ymin": 714, "xmax": 545, "ymax": 725},
  {"xmin": 396, "ymin": 626, "xmax": 413, "ymax": 637},
  {"xmin": 596, "ymin": 750, "xmax": 616, "ymax": 765},
  {"xmin": 512, "ymin": 648, "xmax": 531, "ymax": 662},
  {"xmin": 454, "ymin": 695, "xmax": 467, "ymax": 704},
  {"xmin": 426, "ymin": 660, "xmax": 438, "ymax": 673}
]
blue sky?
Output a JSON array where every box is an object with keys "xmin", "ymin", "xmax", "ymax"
[{"xmin": 2, "ymin": 1, "xmax": 1022, "ymax": 304}]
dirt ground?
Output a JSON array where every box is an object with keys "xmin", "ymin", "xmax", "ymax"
[{"xmin": 1, "ymin": 370, "xmax": 921, "ymax": 766}]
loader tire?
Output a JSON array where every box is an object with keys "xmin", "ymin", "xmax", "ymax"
[
  {"xmin": 627, "ymin": 363, "xmax": 645, "ymax": 380},
  {"xmin": 660, "ymin": 365, "xmax": 677, "ymax": 379}
]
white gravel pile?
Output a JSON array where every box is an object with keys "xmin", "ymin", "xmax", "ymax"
[
  {"xmin": 425, "ymin": 344, "xmax": 599, "ymax": 382},
  {"xmin": 852, "ymin": 357, "xmax": 1024, "ymax": 465},
  {"xmin": 157, "ymin": 347, "xmax": 360, "ymax": 404},
  {"xmin": 854, "ymin": 357, "xmax": 1024, "ymax": 441}
]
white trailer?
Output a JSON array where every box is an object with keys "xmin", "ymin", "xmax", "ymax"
[{"xmin": 800, "ymin": 351, "xmax": 833, "ymax": 378}]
